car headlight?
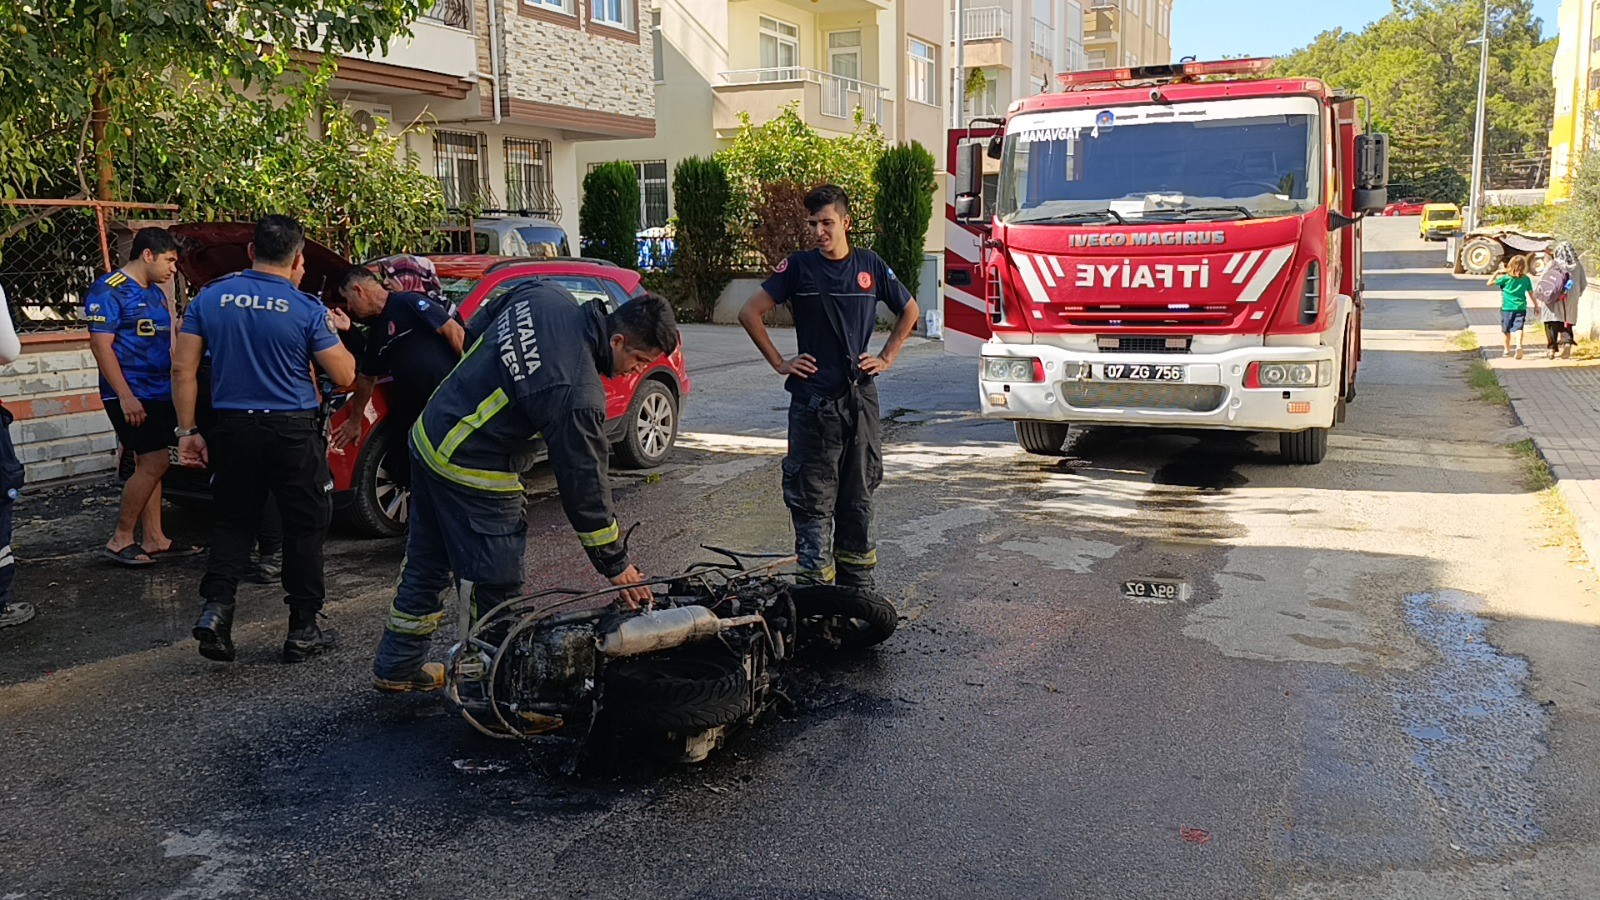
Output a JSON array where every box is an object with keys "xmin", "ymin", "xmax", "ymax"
[
  {"xmin": 983, "ymin": 357, "xmax": 1044, "ymax": 382},
  {"xmin": 1249, "ymin": 361, "xmax": 1333, "ymax": 388}
]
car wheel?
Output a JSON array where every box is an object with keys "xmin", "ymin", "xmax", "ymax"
[
  {"xmin": 338, "ymin": 423, "xmax": 410, "ymax": 538},
  {"xmin": 614, "ymin": 379, "xmax": 678, "ymax": 469}
]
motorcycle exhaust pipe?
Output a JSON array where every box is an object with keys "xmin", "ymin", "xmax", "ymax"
[{"xmin": 599, "ymin": 606, "xmax": 764, "ymax": 657}]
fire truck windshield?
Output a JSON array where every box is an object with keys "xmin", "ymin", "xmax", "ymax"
[{"xmin": 995, "ymin": 96, "xmax": 1323, "ymax": 225}]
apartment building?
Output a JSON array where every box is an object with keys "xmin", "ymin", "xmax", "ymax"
[
  {"xmin": 327, "ymin": 0, "xmax": 656, "ymax": 240},
  {"xmin": 953, "ymin": 0, "xmax": 1087, "ymax": 122},
  {"xmin": 573, "ymin": 0, "xmax": 948, "ymax": 246},
  {"xmin": 1548, "ymin": 0, "xmax": 1600, "ymax": 201},
  {"xmin": 1082, "ymin": 0, "xmax": 1173, "ymax": 71}
]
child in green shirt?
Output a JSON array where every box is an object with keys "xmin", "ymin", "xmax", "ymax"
[{"xmin": 1489, "ymin": 254, "xmax": 1533, "ymax": 359}]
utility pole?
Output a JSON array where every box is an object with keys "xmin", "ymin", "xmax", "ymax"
[{"xmin": 1467, "ymin": 0, "xmax": 1491, "ymax": 232}]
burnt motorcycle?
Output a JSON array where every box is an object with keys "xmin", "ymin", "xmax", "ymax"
[{"xmin": 444, "ymin": 548, "xmax": 899, "ymax": 765}]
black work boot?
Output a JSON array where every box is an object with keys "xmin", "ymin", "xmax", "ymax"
[
  {"xmin": 193, "ymin": 601, "xmax": 236, "ymax": 663},
  {"xmin": 282, "ymin": 613, "xmax": 337, "ymax": 664},
  {"xmin": 245, "ymin": 550, "xmax": 283, "ymax": 585},
  {"xmin": 836, "ymin": 567, "xmax": 877, "ymax": 592}
]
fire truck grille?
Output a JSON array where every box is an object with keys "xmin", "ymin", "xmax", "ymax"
[
  {"xmin": 1099, "ymin": 337, "xmax": 1191, "ymax": 354},
  {"xmin": 1063, "ymin": 382, "xmax": 1227, "ymax": 413}
]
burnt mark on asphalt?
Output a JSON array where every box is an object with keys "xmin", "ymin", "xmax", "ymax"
[{"xmin": 1152, "ymin": 434, "xmax": 1270, "ymax": 491}]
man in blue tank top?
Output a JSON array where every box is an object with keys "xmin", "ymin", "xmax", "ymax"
[{"xmin": 174, "ymin": 215, "xmax": 356, "ymax": 664}]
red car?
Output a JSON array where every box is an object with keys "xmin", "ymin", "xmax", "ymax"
[
  {"xmin": 139, "ymin": 225, "xmax": 691, "ymax": 538},
  {"xmin": 1382, "ymin": 197, "xmax": 1429, "ymax": 216}
]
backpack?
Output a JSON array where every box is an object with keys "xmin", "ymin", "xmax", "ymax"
[{"xmin": 1533, "ymin": 261, "xmax": 1570, "ymax": 306}]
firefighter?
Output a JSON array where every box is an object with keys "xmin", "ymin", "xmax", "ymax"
[
  {"xmin": 174, "ymin": 215, "xmax": 357, "ymax": 664},
  {"xmin": 738, "ymin": 184, "xmax": 919, "ymax": 589},
  {"xmin": 370, "ymin": 282, "xmax": 676, "ymax": 693}
]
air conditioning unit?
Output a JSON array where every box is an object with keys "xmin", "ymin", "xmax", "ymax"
[{"xmin": 345, "ymin": 102, "xmax": 395, "ymax": 136}]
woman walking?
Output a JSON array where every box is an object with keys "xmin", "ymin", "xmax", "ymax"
[
  {"xmin": 1490, "ymin": 254, "xmax": 1534, "ymax": 359},
  {"xmin": 1536, "ymin": 241, "xmax": 1586, "ymax": 360}
]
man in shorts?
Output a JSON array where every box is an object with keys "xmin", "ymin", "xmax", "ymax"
[{"xmin": 87, "ymin": 227, "xmax": 199, "ymax": 566}]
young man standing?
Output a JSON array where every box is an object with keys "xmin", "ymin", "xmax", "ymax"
[
  {"xmin": 86, "ymin": 227, "xmax": 199, "ymax": 566},
  {"xmin": 738, "ymin": 185, "xmax": 920, "ymax": 589}
]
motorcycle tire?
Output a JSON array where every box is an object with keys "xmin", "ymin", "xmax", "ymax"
[
  {"xmin": 603, "ymin": 651, "xmax": 750, "ymax": 732},
  {"xmin": 791, "ymin": 585, "xmax": 899, "ymax": 650}
]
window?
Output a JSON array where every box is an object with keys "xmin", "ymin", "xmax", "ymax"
[
  {"xmin": 591, "ymin": 0, "xmax": 631, "ymax": 30},
  {"xmin": 435, "ymin": 130, "xmax": 487, "ymax": 208},
  {"xmin": 1126, "ymin": 0, "xmax": 1138, "ymax": 16},
  {"xmin": 760, "ymin": 16, "xmax": 799, "ymax": 81},
  {"xmin": 524, "ymin": 0, "xmax": 574, "ymax": 14},
  {"xmin": 1146, "ymin": 0, "xmax": 1154, "ymax": 21},
  {"xmin": 422, "ymin": 0, "xmax": 472, "ymax": 29},
  {"xmin": 588, "ymin": 160, "xmax": 669, "ymax": 228},
  {"xmin": 1158, "ymin": 1, "xmax": 1170, "ymax": 37},
  {"xmin": 652, "ymin": 8, "xmax": 664, "ymax": 81},
  {"xmin": 1030, "ymin": 75, "xmax": 1046, "ymax": 94},
  {"xmin": 908, "ymin": 39, "xmax": 936, "ymax": 105},
  {"xmin": 965, "ymin": 69, "xmax": 1003, "ymax": 118},
  {"xmin": 505, "ymin": 137, "xmax": 560, "ymax": 218}
]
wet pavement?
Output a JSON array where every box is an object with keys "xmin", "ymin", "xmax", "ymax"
[{"xmin": 4, "ymin": 218, "xmax": 1600, "ymax": 898}]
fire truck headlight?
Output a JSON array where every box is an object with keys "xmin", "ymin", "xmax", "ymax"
[
  {"xmin": 983, "ymin": 358, "xmax": 1044, "ymax": 382},
  {"xmin": 1251, "ymin": 362, "xmax": 1333, "ymax": 389}
]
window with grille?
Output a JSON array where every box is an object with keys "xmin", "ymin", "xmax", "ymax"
[
  {"xmin": 435, "ymin": 130, "xmax": 487, "ymax": 209},
  {"xmin": 908, "ymin": 39, "xmax": 936, "ymax": 105},
  {"xmin": 505, "ymin": 138, "xmax": 561, "ymax": 218}
]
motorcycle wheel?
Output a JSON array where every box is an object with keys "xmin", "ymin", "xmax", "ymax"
[
  {"xmin": 791, "ymin": 585, "xmax": 899, "ymax": 650},
  {"xmin": 603, "ymin": 651, "xmax": 750, "ymax": 732}
]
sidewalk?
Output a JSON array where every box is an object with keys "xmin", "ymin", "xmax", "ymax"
[{"xmin": 1458, "ymin": 284, "xmax": 1600, "ymax": 570}]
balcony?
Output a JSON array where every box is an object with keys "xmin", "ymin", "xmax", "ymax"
[
  {"xmin": 951, "ymin": 7, "xmax": 1014, "ymax": 68},
  {"xmin": 1031, "ymin": 18, "xmax": 1054, "ymax": 59},
  {"xmin": 714, "ymin": 68, "xmax": 893, "ymax": 138},
  {"xmin": 1085, "ymin": 5, "xmax": 1118, "ymax": 45},
  {"xmin": 420, "ymin": 0, "xmax": 471, "ymax": 29}
]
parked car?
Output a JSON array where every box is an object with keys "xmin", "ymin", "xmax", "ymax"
[
  {"xmin": 473, "ymin": 216, "xmax": 570, "ymax": 258},
  {"xmin": 1382, "ymin": 197, "xmax": 1429, "ymax": 216},
  {"xmin": 132, "ymin": 225, "xmax": 690, "ymax": 538},
  {"xmin": 1419, "ymin": 203, "xmax": 1463, "ymax": 241}
]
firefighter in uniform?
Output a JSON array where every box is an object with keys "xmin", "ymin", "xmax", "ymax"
[
  {"xmin": 371, "ymin": 282, "xmax": 677, "ymax": 692},
  {"xmin": 174, "ymin": 215, "xmax": 357, "ymax": 664},
  {"xmin": 739, "ymin": 185, "xmax": 919, "ymax": 589}
]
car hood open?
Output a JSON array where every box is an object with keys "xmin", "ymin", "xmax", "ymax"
[{"xmin": 168, "ymin": 222, "xmax": 350, "ymax": 307}]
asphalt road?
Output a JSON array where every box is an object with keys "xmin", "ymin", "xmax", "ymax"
[{"xmin": 4, "ymin": 217, "xmax": 1600, "ymax": 898}]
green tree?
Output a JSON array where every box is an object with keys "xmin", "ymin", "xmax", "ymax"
[
  {"xmin": 581, "ymin": 162, "xmax": 641, "ymax": 269},
  {"xmin": 671, "ymin": 156, "xmax": 735, "ymax": 317},
  {"xmin": 715, "ymin": 105, "xmax": 886, "ymax": 234},
  {"xmin": 0, "ymin": 0, "xmax": 424, "ymax": 200},
  {"xmin": 1274, "ymin": 0, "xmax": 1553, "ymax": 192},
  {"xmin": 872, "ymin": 142, "xmax": 937, "ymax": 298}
]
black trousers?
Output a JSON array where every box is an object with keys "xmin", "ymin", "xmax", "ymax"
[
  {"xmin": 1544, "ymin": 321, "xmax": 1575, "ymax": 351},
  {"xmin": 199, "ymin": 411, "xmax": 332, "ymax": 616},
  {"xmin": 783, "ymin": 382, "xmax": 883, "ymax": 587}
]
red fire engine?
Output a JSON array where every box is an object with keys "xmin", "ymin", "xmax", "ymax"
[{"xmin": 945, "ymin": 58, "xmax": 1390, "ymax": 464}]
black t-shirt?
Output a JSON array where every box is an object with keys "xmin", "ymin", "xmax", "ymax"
[
  {"xmin": 760, "ymin": 248, "xmax": 912, "ymax": 400},
  {"xmin": 360, "ymin": 290, "xmax": 458, "ymax": 394}
]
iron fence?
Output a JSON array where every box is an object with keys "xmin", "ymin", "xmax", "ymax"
[
  {"xmin": 0, "ymin": 200, "xmax": 179, "ymax": 333},
  {"xmin": 421, "ymin": 0, "xmax": 472, "ymax": 29}
]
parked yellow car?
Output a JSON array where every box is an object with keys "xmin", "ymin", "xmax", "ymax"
[{"xmin": 1420, "ymin": 203, "xmax": 1462, "ymax": 241}]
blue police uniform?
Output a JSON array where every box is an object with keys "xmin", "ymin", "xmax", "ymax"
[
  {"xmin": 372, "ymin": 281, "xmax": 630, "ymax": 683},
  {"xmin": 182, "ymin": 269, "xmax": 341, "ymax": 644},
  {"xmin": 761, "ymin": 248, "xmax": 912, "ymax": 587},
  {"xmin": 87, "ymin": 271, "xmax": 179, "ymax": 455}
]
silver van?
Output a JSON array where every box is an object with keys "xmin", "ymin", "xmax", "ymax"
[{"xmin": 473, "ymin": 216, "xmax": 570, "ymax": 257}]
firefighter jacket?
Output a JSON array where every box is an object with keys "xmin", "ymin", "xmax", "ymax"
[{"xmin": 410, "ymin": 282, "xmax": 629, "ymax": 577}]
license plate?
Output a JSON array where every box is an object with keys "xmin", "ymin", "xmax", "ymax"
[
  {"xmin": 1098, "ymin": 363, "xmax": 1185, "ymax": 382},
  {"xmin": 1121, "ymin": 578, "xmax": 1189, "ymax": 604}
]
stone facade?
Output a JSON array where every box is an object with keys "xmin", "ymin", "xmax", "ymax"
[
  {"xmin": 1, "ymin": 339, "xmax": 118, "ymax": 483},
  {"xmin": 502, "ymin": 4, "xmax": 655, "ymax": 119}
]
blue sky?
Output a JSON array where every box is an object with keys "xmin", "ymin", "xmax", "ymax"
[{"xmin": 1170, "ymin": 0, "xmax": 1561, "ymax": 61}]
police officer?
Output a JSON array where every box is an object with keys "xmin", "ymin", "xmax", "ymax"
[
  {"xmin": 370, "ymin": 282, "xmax": 677, "ymax": 692},
  {"xmin": 330, "ymin": 266, "xmax": 465, "ymax": 475},
  {"xmin": 173, "ymin": 215, "xmax": 357, "ymax": 664},
  {"xmin": 738, "ymin": 184, "xmax": 919, "ymax": 589}
]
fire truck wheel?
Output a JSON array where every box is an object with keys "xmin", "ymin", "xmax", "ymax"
[
  {"xmin": 792, "ymin": 585, "xmax": 899, "ymax": 650},
  {"xmin": 603, "ymin": 651, "xmax": 751, "ymax": 732},
  {"xmin": 1460, "ymin": 237, "xmax": 1505, "ymax": 276},
  {"xmin": 1015, "ymin": 421, "xmax": 1071, "ymax": 456},
  {"xmin": 1279, "ymin": 427, "xmax": 1329, "ymax": 465}
]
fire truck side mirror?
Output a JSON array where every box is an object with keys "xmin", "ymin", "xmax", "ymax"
[
  {"xmin": 955, "ymin": 142, "xmax": 985, "ymax": 222},
  {"xmin": 1356, "ymin": 133, "xmax": 1390, "ymax": 191},
  {"xmin": 987, "ymin": 133, "xmax": 1004, "ymax": 160}
]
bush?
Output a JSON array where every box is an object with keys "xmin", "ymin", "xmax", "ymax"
[
  {"xmin": 1482, "ymin": 204, "xmax": 1560, "ymax": 232},
  {"xmin": 580, "ymin": 162, "xmax": 640, "ymax": 269},
  {"xmin": 1558, "ymin": 152, "xmax": 1600, "ymax": 264},
  {"xmin": 716, "ymin": 105, "xmax": 885, "ymax": 233},
  {"xmin": 872, "ymin": 142, "xmax": 937, "ymax": 298},
  {"xmin": 671, "ymin": 156, "xmax": 734, "ymax": 318},
  {"xmin": 751, "ymin": 180, "xmax": 814, "ymax": 271}
]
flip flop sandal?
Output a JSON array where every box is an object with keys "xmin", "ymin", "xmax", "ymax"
[
  {"xmin": 148, "ymin": 543, "xmax": 204, "ymax": 559},
  {"xmin": 103, "ymin": 543, "xmax": 155, "ymax": 567}
]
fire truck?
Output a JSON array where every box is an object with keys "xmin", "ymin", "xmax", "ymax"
[{"xmin": 945, "ymin": 58, "xmax": 1390, "ymax": 464}]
